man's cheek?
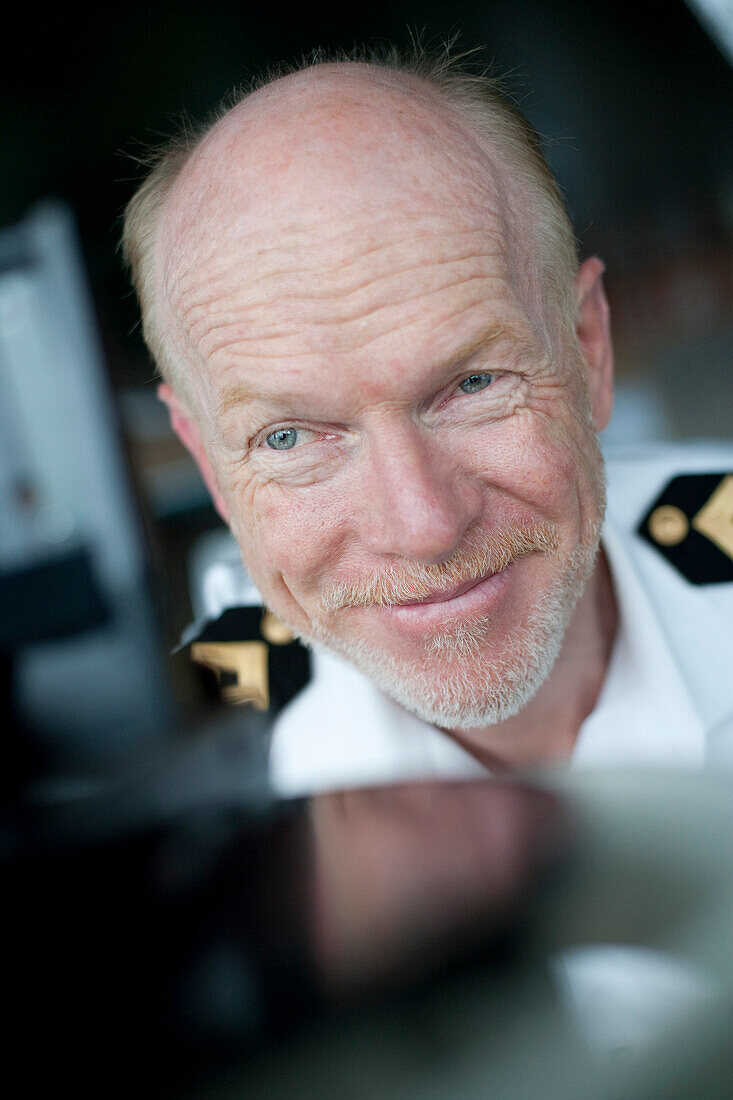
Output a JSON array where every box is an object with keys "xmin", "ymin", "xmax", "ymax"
[
  {"xmin": 522, "ymin": 409, "xmax": 590, "ymax": 484},
  {"xmin": 237, "ymin": 497, "xmax": 333, "ymax": 595},
  {"xmin": 475, "ymin": 416, "xmax": 576, "ymax": 515}
]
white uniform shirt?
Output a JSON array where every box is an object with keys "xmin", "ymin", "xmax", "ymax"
[{"xmin": 268, "ymin": 442, "xmax": 733, "ymax": 796}]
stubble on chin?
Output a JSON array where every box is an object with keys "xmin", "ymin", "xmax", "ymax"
[{"xmin": 294, "ymin": 514, "xmax": 601, "ymax": 730}]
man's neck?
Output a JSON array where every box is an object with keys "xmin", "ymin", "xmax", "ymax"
[{"xmin": 448, "ymin": 549, "xmax": 618, "ymax": 773}]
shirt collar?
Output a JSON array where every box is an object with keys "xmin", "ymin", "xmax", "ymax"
[
  {"xmin": 269, "ymin": 648, "xmax": 485, "ymax": 796},
  {"xmin": 572, "ymin": 520, "xmax": 706, "ymax": 769}
]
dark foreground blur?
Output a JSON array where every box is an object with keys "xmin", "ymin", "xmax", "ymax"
[{"xmin": 6, "ymin": 762, "xmax": 733, "ymax": 1099}]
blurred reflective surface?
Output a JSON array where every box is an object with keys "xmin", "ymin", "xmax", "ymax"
[
  {"xmin": 308, "ymin": 781, "xmax": 565, "ymax": 994},
  {"xmin": 4, "ymin": 768, "xmax": 566, "ymax": 1093},
  {"xmin": 6, "ymin": 764, "xmax": 733, "ymax": 1097}
]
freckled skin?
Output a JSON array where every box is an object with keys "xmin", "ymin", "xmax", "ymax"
[{"xmin": 157, "ymin": 65, "xmax": 615, "ymax": 768}]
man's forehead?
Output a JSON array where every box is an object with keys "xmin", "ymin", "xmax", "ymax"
[{"xmin": 159, "ymin": 65, "xmax": 513, "ymax": 281}]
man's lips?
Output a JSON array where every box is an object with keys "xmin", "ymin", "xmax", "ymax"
[
  {"xmin": 390, "ymin": 572, "xmax": 493, "ymax": 607},
  {"xmin": 380, "ymin": 563, "xmax": 516, "ymax": 627}
]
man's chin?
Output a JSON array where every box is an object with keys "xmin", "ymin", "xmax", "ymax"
[
  {"xmin": 364, "ymin": 636, "xmax": 564, "ymax": 730},
  {"xmin": 303, "ymin": 618, "xmax": 565, "ymax": 732},
  {"xmin": 301, "ymin": 546, "xmax": 596, "ymax": 731}
]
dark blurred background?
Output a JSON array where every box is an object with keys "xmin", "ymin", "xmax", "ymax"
[{"xmin": 2, "ymin": 0, "xmax": 732, "ymax": 772}]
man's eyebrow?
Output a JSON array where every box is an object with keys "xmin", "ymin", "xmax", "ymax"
[
  {"xmin": 212, "ymin": 323, "xmax": 516, "ymax": 420},
  {"xmin": 213, "ymin": 382, "xmax": 268, "ymax": 420},
  {"xmin": 453, "ymin": 322, "xmax": 506, "ymax": 364}
]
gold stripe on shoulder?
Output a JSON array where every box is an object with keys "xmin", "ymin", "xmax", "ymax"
[
  {"xmin": 692, "ymin": 475, "xmax": 733, "ymax": 561},
  {"xmin": 191, "ymin": 640, "xmax": 270, "ymax": 710}
]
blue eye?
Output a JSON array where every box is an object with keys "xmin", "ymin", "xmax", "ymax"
[
  {"xmin": 459, "ymin": 373, "xmax": 493, "ymax": 394},
  {"xmin": 266, "ymin": 427, "xmax": 299, "ymax": 450}
]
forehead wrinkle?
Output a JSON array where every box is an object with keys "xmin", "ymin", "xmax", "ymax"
[
  {"xmin": 178, "ymin": 236, "xmax": 498, "ymax": 338},
  {"xmin": 162, "ymin": 147, "xmax": 495, "ymax": 301},
  {"xmin": 210, "ymin": 273, "xmax": 504, "ymax": 361},
  {"xmin": 191, "ymin": 252, "xmax": 501, "ymax": 358},
  {"xmin": 167, "ymin": 207, "xmax": 500, "ymax": 312},
  {"xmin": 211, "ymin": 316, "xmax": 516, "ymax": 426},
  {"xmin": 173, "ymin": 220, "xmax": 510, "ymax": 368}
]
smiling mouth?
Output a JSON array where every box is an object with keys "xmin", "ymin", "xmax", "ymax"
[
  {"xmin": 376, "ymin": 563, "xmax": 516, "ymax": 628},
  {"xmin": 390, "ymin": 573, "xmax": 493, "ymax": 607}
]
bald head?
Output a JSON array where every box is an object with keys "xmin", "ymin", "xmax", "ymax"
[
  {"xmin": 123, "ymin": 52, "xmax": 578, "ymax": 413},
  {"xmin": 164, "ymin": 66, "xmax": 503, "ymax": 254}
]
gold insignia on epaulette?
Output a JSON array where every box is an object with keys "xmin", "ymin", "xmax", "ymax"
[
  {"xmin": 191, "ymin": 640, "xmax": 269, "ymax": 710},
  {"xmin": 648, "ymin": 505, "xmax": 689, "ymax": 547},
  {"xmin": 639, "ymin": 472, "xmax": 733, "ymax": 584},
  {"xmin": 692, "ymin": 475, "xmax": 733, "ymax": 561}
]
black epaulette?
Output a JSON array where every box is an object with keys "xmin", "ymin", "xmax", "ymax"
[
  {"xmin": 638, "ymin": 473, "xmax": 733, "ymax": 584},
  {"xmin": 187, "ymin": 606, "xmax": 311, "ymax": 714}
]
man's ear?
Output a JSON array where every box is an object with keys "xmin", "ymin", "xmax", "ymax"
[
  {"xmin": 158, "ymin": 383, "xmax": 230, "ymax": 524},
  {"xmin": 574, "ymin": 256, "xmax": 614, "ymax": 432}
]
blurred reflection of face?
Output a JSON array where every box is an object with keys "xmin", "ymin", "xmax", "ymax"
[
  {"xmin": 160, "ymin": 69, "xmax": 607, "ymax": 730},
  {"xmin": 308, "ymin": 780, "xmax": 566, "ymax": 990}
]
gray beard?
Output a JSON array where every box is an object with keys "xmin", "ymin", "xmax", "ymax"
[{"xmin": 300, "ymin": 533, "xmax": 601, "ymax": 731}]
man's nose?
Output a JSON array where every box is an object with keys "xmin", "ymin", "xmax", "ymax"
[{"xmin": 356, "ymin": 425, "xmax": 483, "ymax": 564}]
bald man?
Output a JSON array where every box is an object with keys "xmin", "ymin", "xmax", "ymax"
[{"xmin": 123, "ymin": 48, "xmax": 733, "ymax": 794}]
